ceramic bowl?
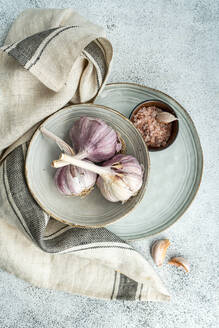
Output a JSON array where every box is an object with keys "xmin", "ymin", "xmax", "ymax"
[
  {"xmin": 129, "ymin": 99, "xmax": 179, "ymax": 151},
  {"xmin": 25, "ymin": 104, "xmax": 150, "ymax": 228}
]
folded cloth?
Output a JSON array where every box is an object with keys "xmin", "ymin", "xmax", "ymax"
[
  {"xmin": 0, "ymin": 9, "xmax": 170, "ymax": 301},
  {"xmin": 0, "ymin": 8, "xmax": 113, "ymax": 155}
]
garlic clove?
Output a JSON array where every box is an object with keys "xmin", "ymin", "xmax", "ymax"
[
  {"xmin": 156, "ymin": 112, "xmax": 178, "ymax": 124},
  {"xmin": 97, "ymin": 175, "xmax": 134, "ymax": 203},
  {"xmin": 54, "ymin": 166, "xmax": 72, "ymax": 196},
  {"xmin": 116, "ymin": 132, "xmax": 126, "ymax": 154},
  {"xmin": 168, "ymin": 257, "xmax": 190, "ymax": 272},
  {"xmin": 151, "ymin": 239, "xmax": 170, "ymax": 266}
]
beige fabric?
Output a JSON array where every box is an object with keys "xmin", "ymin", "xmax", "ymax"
[
  {"xmin": 0, "ymin": 9, "xmax": 170, "ymax": 301},
  {"xmin": 0, "ymin": 218, "xmax": 170, "ymax": 301},
  {"xmin": 0, "ymin": 8, "xmax": 112, "ymax": 153}
]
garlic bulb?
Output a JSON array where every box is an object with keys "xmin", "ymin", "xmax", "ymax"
[
  {"xmin": 54, "ymin": 163, "xmax": 96, "ymax": 196},
  {"xmin": 60, "ymin": 153, "xmax": 143, "ymax": 203},
  {"xmin": 97, "ymin": 154, "xmax": 143, "ymax": 202},
  {"xmin": 69, "ymin": 117, "xmax": 122, "ymax": 162},
  {"xmin": 40, "ymin": 127, "xmax": 97, "ymax": 196}
]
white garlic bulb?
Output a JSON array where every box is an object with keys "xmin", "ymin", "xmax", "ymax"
[{"xmin": 96, "ymin": 154, "xmax": 143, "ymax": 202}]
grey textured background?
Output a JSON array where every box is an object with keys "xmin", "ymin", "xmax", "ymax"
[{"xmin": 0, "ymin": 0, "xmax": 218, "ymax": 327}]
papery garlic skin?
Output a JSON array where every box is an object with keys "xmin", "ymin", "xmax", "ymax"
[
  {"xmin": 97, "ymin": 154, "xmax": 143, "ymax": 203},
  {"xmin": 69, "ymin": 117, "xmax": 122, "ymax": 162},
  {"xmin": 54, "ymin": 162, "xmax": 96, "ymax": 196}
]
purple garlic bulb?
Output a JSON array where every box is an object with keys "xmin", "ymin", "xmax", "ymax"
[
  {"xmin": 54, "ymin": 163, "xmax": 96, "ymax": 196},
  {"xmin": 69, "ymin": 117, "xmax": 122, "ymax": 162}
]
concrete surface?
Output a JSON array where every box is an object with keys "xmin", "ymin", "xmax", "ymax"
[{"xmin": 0, "ymin": 0, "xmax": 218, "ymax": 327}]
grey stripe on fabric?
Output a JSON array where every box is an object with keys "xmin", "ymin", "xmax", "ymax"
[
  {"xmin": 95, "ymin": 39, "xmax": 106, "ymax": 58},
  {"xmin": 8, "ymin": 27, "xmax": 60, "ymax": 66},
  {"xmin": 2, "ymin": 162, "xmax": 33, "ymax": 239},
  {"xmin": 41, "ymin": 229, "xmax": 128, "ymax": 253},
  {"xmin": 82, "ymin": 51, "xmax": 100, "ymax": 88},
  {"xmin": 28, "ymin": 25, "xmax": 79, "ymax": 69},
  {"xmin": 116, "ymin": 274, "xmax": 138, "ymax": 300},
  {"xmin": 5, "ymin": 146, "xmax": 126, "ymax": 253},
  {"xmin": 5, "ymin": 146, "xmax": 49, "ymax": 241},
  {"xmin": 84, "ymin": 41, "xmax": 106, "ymax": 81}
]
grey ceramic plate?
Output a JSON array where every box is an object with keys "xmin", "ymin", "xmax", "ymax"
[
  {"xmin": 25, "ymin": 104, "xmax": 149, "ymax": 228},
  {"xmin": 94, "ymin": 83, "xmax": 203, "ymax": 240}
]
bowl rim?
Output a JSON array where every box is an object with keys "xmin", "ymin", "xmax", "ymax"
[
  {"xmin": 129, "ymin": 99, "xmax": 179, "ymax": 151},
  {"xmin": 25, "ymin": 103, "xmax": 150, "ymax": 228}
]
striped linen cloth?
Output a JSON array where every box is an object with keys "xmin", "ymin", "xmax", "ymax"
[{"xmin": 0, "ymin": 8, "xmax": 170, "ymax": 301}]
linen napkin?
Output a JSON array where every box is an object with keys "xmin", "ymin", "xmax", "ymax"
[
  {"xmin": 0, "ymin": 8, "xmax": 112, "ymax": 156},
  {"xmin": 0, "ymin": 8, "xmax": 170, "ymax": 301}
]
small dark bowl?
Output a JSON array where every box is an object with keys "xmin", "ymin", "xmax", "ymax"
[{"xmin": 129, "ymin": 99, "xmax": 179, "ymax": 152}]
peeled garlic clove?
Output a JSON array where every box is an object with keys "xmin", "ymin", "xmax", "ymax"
[
  {"xmin": 69, "ymin": 117, "xmax": 122, "ymax": 162},
  {"xmin": 151, "ymin": 239, "xmax": 170, "ymax": 266},
  {"xmin": 168, "ymin": 257, "xmax": 190, "ymax": 272},
  {"xmin": 156, "ymin": 111, "xmax": 178, "ymax": 124}
]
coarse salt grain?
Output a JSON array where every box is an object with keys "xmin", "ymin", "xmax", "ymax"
[{"xmin": 132, "ymin": 106, "xmax": 172, "ymax": 148}]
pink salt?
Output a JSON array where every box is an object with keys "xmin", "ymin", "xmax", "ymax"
[{"xmin": 132, "ymin": 106, "xmax": 172, "ymax": 148}]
